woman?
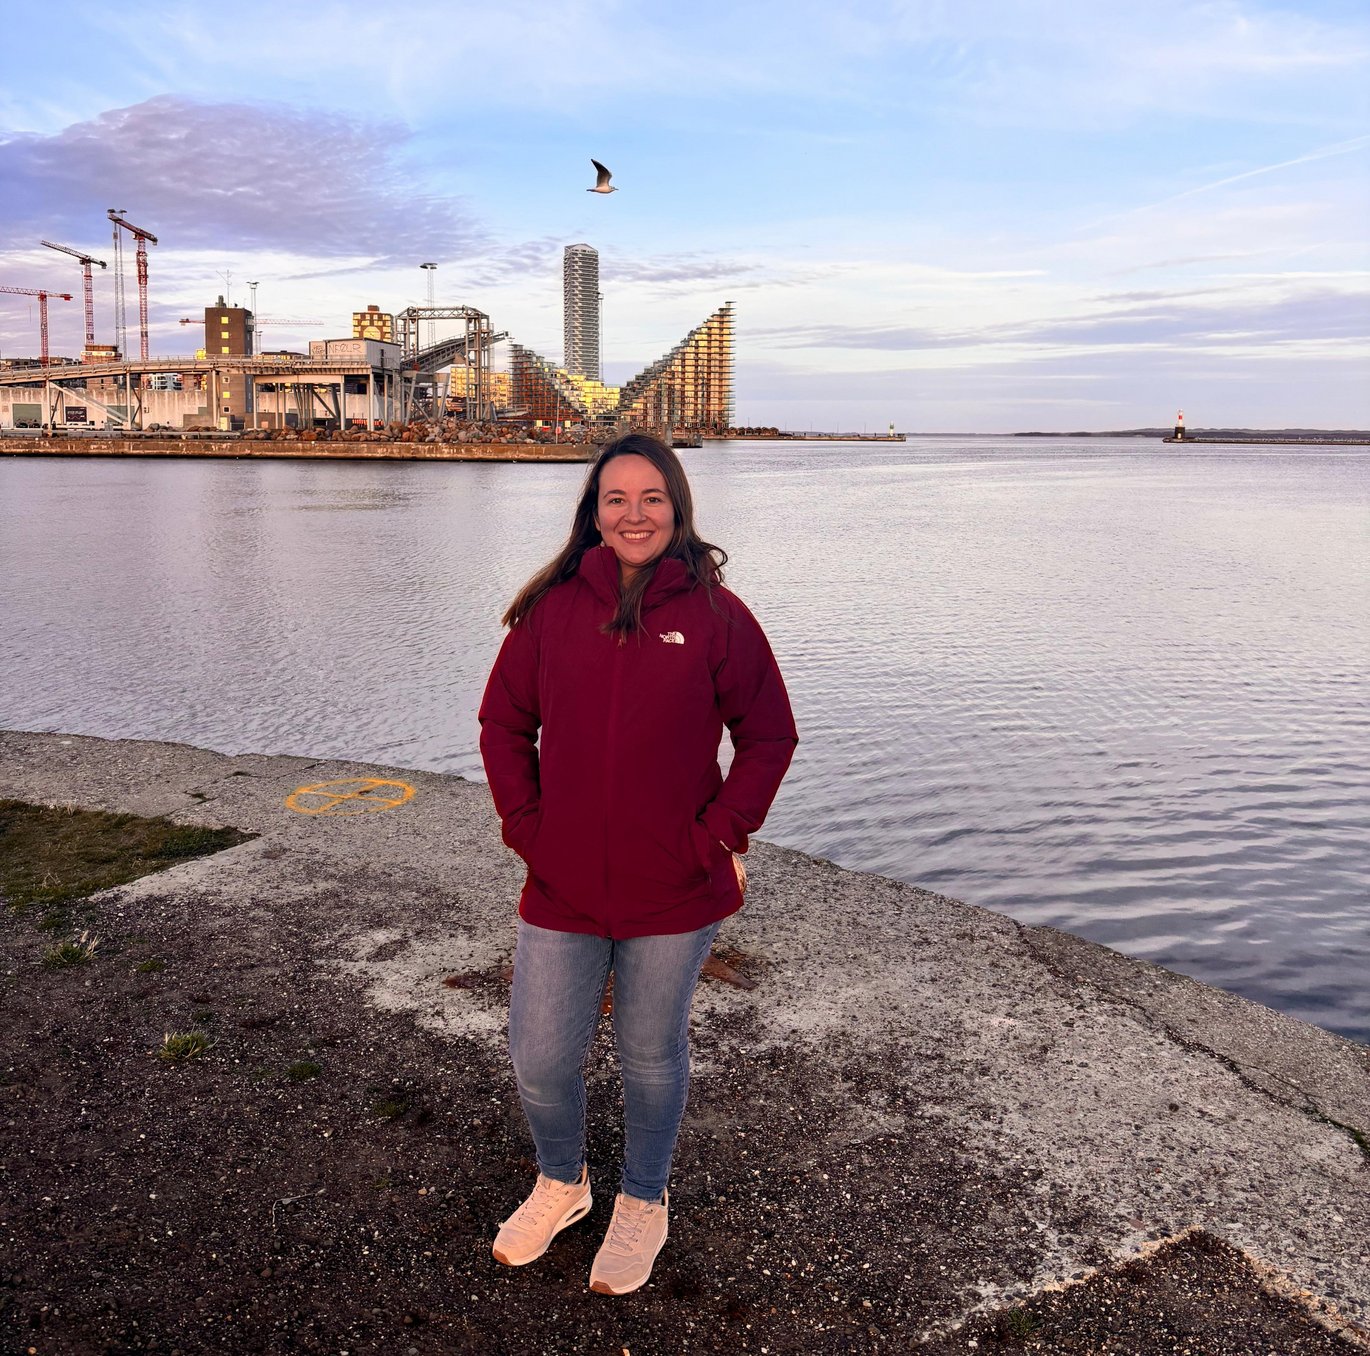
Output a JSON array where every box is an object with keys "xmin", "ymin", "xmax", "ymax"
[{"xmin": 478, "ymin": 431, "xmax": 797, "ymax": 1295}]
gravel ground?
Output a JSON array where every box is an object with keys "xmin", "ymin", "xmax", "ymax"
[
  {"xmin": 2, "ymin": 871, "xmax": 1362, "ymax": 1355},
  {"xmin": 2, "ymin": 730, "xmax": 1367, "ymax": 1354}
]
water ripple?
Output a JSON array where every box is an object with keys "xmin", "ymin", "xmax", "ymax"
[{"xmin": 2, "ymin": 440, "xmax": 1367, "ymax": 1041}]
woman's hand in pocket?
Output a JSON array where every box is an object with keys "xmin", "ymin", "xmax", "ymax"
[
  {"xmin": 731, "ymin": 852, "xmax": 747, "ymax": 895},
  {"xmin": 505, "ymin": 805, "xmax": 541, "ymax": 863}
]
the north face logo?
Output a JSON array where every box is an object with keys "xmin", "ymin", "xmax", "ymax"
[{"xmin": 659, "ymin": 631, "xmax": 685, "ymax": 645}]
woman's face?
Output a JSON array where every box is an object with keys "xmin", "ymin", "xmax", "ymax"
[{"xmin": 594, "ymin": 453, "xmax": 676, "ymax": 581}]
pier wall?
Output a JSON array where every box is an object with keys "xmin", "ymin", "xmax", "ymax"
[{"xmin": 0, "ymin": 436, "xmax": 594, "ymax": 463}]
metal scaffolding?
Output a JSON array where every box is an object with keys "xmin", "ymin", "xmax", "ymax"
[{"xmin": 396, "ymin": 305, "xmax": 501, "ymax": 421}]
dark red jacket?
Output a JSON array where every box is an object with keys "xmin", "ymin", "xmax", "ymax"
[{"xmin": 479, "ymin": 545, "xmax": 798, "ymax": 938}]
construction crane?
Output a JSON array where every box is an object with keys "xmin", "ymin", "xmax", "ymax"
[
  {"xmin": 107, "ymin": 209, "xmax": 158, "ymax": 361},
  {"xmin": 40, "ymin": 240, "xmax": 107, "ymax": 349},
  {"xmin": 0, "ymin": 286, "xmax": 74, "ymax": 366},
  {"xmin": 178, "ymin": 316, "xmax": 323, "ymax": 349}
]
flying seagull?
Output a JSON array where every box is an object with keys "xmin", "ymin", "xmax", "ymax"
[{"xmin": 588, "ymin": 159, "xmax": 618, "ymax": 194}]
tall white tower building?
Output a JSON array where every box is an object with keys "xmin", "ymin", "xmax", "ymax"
[{"xmin": 563, "ymin": 243, "xmax": 601, "ymax": 381}]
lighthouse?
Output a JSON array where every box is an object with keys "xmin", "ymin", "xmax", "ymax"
[{"xmin": 1174, "ymin": 409, "xmax": 1186, "ymax": 441}]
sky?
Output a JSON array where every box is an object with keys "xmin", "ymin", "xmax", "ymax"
[{"xmin": 0, "ymin": 0, "xmax": 1366, "ymax": 431}]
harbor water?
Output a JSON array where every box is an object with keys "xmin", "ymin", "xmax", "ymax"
[{"xmin": 2, "ymin": 437, "xmax": 1366, "ymax": 1042}]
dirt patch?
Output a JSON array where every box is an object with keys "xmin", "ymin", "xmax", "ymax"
[
  {"xmin": 931, "ymin": 1230, "xmax": 1365, "ymax": 1354},
  {"xmin": 2, "ymin": 864, "xmax": 1043, "ymax": 1354}
]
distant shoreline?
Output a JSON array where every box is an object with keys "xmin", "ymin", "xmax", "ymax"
[
  {"xmin": 1011, "ymin": 428, "xmax": 1370, "ymax": 444},
  {"xmin": 1161, "ymin": 435, "xmax": 1370, "ymax": 446}
]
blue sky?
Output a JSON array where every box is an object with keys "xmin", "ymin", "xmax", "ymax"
[{"xmin": 1, "ymin": 0, "xmax": 1366, "ymax": 430}]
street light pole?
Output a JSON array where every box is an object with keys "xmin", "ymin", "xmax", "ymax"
[
  {"xmin": 420, "ymin": 263, "xmax": 437, "ymax": 351},
  {"xmin": 247, "ymin": 281, "xmax": 259, "ymax": 355}
]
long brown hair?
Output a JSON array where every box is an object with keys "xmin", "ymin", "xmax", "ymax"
[{"xmin": 502, "ymin": 432, "xmax": 727, "ymax": 636}]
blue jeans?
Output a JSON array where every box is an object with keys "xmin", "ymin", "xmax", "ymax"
[{"xmin": 507, "ymin": 917, "xmax": 722, "ymax": 1201}]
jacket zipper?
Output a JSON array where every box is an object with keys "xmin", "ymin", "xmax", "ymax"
[{"xmin": 603, "ymin": 635, "xmax": 627, "ymax": 928}]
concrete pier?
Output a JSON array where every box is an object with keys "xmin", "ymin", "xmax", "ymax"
[
  {"xmin": 2, "ymin": 730, "xmax": 1366, "ymax": 1353},
  {"xmin": 0, "ymin": 436, "xmax": 594, "ymax": 463}
]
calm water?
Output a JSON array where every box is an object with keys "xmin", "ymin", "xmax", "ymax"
[{"xmin": 2, "ymin": 439, "xmax": 1367, "ymax": 1042}]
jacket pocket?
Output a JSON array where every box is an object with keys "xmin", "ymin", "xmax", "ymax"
[
  {"xmin": 504, "ymin": 806, "xmax": 541, "ymax": 864},
  {"xmin": 690, "ymin": 818, "xmax": 717, "ymax": 874}
]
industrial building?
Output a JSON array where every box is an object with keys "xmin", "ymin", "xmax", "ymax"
[
  {"xmin": 1, "ymin": 220, "xmax": 735, "ymax": 437},
  {"xmin": 353, "ymin": 305, "xmax": 395, "ymax": 342}
]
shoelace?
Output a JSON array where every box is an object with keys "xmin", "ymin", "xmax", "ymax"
[
  {"xmin": 602, "ymin": 1200, "xmax": 651, "ymax": 1253},
  {"xmin": 514, "ymin": 1177, "xmax": 576, "ymax": 1227}
]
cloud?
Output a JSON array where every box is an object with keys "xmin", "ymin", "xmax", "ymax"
[
  {"xmin": 753, "ymin": 322, "xmax": 970, "ymax": 351},
  {"xmin": 1087, "ymin": 134, "xmax": 1370, "ymax": 228},
  {"xmin": 750, "ymin": 286, "xmax": 1370, "ymax": 357},
  {"xmin": 993, "ymin": 289, "xmax": 1370, "ymax": 349},
  {"xmin": 603, "ymin": 253, "xmax": 764, "ymax": 287},
  {"xmin": 0, "ymin": 96, "xmax": 488, "ymax": 265}
]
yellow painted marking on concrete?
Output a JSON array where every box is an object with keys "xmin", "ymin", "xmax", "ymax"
[{"xmin": 284, "ymin": 778, "xmax": 416, "ymax": 816}]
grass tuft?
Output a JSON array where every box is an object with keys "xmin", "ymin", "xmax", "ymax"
[
  {"xmin": 135, "ymin": 957, "xmax": 166, "ymax": 974},
  {"xmin": 994, "ymin": 1307, "xmax": 1043, "ymax": 1343},
  {"xmin": 286, "ymin": 1061, "xmax": 323, "ymax": 1082},
  {"xmin": 42, "ymin": 930, "xmax": 101, "ymax": 970},
  {"xmin": 158, "ymin": 1030, "xmax": 210, "ymax": 1062}
]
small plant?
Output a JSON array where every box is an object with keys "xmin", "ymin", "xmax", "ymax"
[
  {"xmin": 371, "ymin": 1095, "xmax": 411, "ymax": 1120},
  {"xmin": 158, "ymin": 1030, "xmax": 210, "ymax": 1062},
  {"xmin": 287, "ymin": 1061, "xmax": 323, "ymax": 1082},
  {"xmin": 42, "ymin": 930, "xmax": 101, "ymax": 969},
  {"xmin": 135, "ymin": 957, "xmax": 165, "ymax": 974},
  {"xmin": 994, "ymin": 1308, "xmax": 1043, "ymax": 1343}
]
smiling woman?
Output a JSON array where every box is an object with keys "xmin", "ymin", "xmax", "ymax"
[
  {"xmin": 478, "ymin": 430, "xmax": 798, "ymax": 1296},
  {"xmin": 594, "ymin": 453, "xmax": 675, "ymax": 580}
]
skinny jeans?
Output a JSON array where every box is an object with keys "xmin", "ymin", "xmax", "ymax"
[{"xmin": 507, "ymin": 917, "xmax": 721, "ymax": 1202}]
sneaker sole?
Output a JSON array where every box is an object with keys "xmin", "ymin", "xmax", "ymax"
[{"xmin": 491, "ymin": 1193, "xmax": 593, "ymax": 1267}]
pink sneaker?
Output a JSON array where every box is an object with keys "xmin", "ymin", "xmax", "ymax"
[
  {"xmin": 491, "ymin": 1165, "xmax": 593, "ymax": 1266},
  {"xmin": 588, "ymin": 1190, "xmax": 669, "ymax": 1295}
]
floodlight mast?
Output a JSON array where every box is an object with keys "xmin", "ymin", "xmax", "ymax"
[{"xmin": 420, "ymin": 263, "xmax": 438, "ymax": 349}]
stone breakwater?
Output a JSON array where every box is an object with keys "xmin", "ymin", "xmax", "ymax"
[{"xmin": 1, "ymin": 730, "xmax": 1367, "ymax": 1353}]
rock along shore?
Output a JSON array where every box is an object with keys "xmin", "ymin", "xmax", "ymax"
[{"xmin": 2, "ymin": 730, "xmax": 1367, "ymax": 1355}]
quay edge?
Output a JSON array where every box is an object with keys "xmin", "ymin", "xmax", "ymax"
[{"xmin": 0, "ymin": 436, "xmax": 595, "ymax": 462}]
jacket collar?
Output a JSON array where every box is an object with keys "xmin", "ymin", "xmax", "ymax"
[{"xmin": 577, "ymin": 544, "xmax": 691, "ymax": 608}]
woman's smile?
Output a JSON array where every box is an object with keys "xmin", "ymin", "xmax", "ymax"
[{"xmin": 595, "ymin": 454, "xmax": 676, "ymax": 581}]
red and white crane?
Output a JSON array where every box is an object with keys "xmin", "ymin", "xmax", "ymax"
[
  {"xmin": 0, "ymin": 285, "xmax": 74, "ymax": 366},
  {"xmin": 39, "ymin": 240, "xmax": 107, "ymax": 349},
  {"xmin": 107, "ymin": 209, "xmax": 158, "ymax": 360}
]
